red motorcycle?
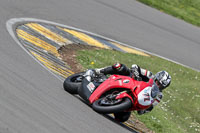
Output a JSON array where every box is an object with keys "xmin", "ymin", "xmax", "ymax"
[{"xmin": 63, "ymin": 70, "xmax": 159, "ymax": 119}]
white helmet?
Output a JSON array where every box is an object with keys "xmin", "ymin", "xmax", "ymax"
[{"xmin": 155, "ymin": 71, "xmax": 171, "ymax": 91}]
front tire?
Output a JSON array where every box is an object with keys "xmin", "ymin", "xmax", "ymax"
[
  {"xmin": 63, "ymin": 72, "xmax": 84, "ymax": 94},
  {"xmin": 114, "ymin": 111, "xmax": 131, "ymax": 122},
  {"xmin": 92, "ymin": 97, "xmax": 132, "ymax": 114}
]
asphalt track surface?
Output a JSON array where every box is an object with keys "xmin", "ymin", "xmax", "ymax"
[{"xmin": 1, "ymin": 0, "xmax": 200, "ymax": 133}]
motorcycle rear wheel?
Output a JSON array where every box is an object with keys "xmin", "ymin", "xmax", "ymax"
[
  {"xmin": 63, "ymin": 72, "xmax": 84, "ymax": 94},
  {"xmin": 92, "ymin": 97, "xmax": 132, "ymax": 114}
]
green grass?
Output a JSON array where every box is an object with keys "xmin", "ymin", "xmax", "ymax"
[
  {"xmin": 76, "ymin": 49, "xmax": 200, "ymax": 133},
  {"xmin": 138, "ymin": 0, "xmax": 200, "ymax": 27}
]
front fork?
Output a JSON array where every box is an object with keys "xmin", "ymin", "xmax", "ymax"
[{"xmin": 115, "ymin": 90, "xmax": 134, "ymax": 105}]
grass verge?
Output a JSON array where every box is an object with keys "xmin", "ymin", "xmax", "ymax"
[
  {"xmin": 76, "ymin": 48, "xmax": 200, "ymax": 133},
  {"xmin": 138, "ymin": 0, "xmax": 200, "ymax": 27}
]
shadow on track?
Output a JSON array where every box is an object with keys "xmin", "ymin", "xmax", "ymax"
[{"xmin": 72, "ymin": 95, "xmax": 139, "ymax": 133}]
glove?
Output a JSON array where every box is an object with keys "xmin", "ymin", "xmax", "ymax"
[{"xmin": 131, "ymin": 64, "xmax": 142, "ymax": 81}]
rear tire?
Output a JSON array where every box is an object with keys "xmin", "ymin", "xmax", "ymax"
[
  {"xmin": 92, "ymin": 97, "xmax": 132, "ymax": 114},
  {"xmin": 63, "ymin": 72, "xmax": 84, "ymax": 94}
]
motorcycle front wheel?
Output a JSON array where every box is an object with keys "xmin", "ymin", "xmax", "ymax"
[
  {"xmin": 63, "ymin": 72, "xmax": 84, "ymax": 94},
  {"xmin": 92, "ymin": 97, "xmax": 132, "ymax": 114}
]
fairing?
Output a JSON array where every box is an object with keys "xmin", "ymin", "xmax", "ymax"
[{"xmin": 80, "ymin": 74, "xmax": 158, "ymax": 111}]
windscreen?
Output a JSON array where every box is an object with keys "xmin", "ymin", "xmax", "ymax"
[{"xmin": 151, "ymin": 82, "xmax": 160, "ymax": 98}]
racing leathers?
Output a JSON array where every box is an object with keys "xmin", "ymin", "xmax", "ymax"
[{"xmin": 95, "ymin": 63, "xmax": 163, "ymax": 119}]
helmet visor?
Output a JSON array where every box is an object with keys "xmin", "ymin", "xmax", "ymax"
[{"xmin": 155, "ymin": 80, "xmax": 164, "ymax": 90}]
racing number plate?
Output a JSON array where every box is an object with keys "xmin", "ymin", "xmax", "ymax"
[{"xmin": 87, "ymin": 82, "xmax": 95, "ymax": 93}]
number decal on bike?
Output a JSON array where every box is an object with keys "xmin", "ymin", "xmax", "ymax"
[
  {"xmin": 138, "ymin": 87, "xmax": 154, "ymax": 106},
  {"xmin": 87, "ymin": 82, "xmax": 95, "ymax": 93}
]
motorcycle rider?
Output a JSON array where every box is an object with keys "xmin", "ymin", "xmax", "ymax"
[{"xmin": 94, "ymin": 63, "xmax": 171, "ymax": 122}]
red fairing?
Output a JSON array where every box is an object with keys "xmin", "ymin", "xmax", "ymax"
[
  {"xmin": 89, "ymin": 75, "xmax": 133, "ymax": 103},
  {"xmin": 89, "ymin": 75, "xmax": 155, "ymax": 111}
]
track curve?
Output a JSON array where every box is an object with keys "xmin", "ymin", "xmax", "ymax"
[{"xmin": 1, "ymin": 0, "xmax": 200, "ymax": 133}]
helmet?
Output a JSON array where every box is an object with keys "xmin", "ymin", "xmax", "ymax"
[{"xmin": 154, "ymin": 71, "xmax": 171, "ymax": 91}]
